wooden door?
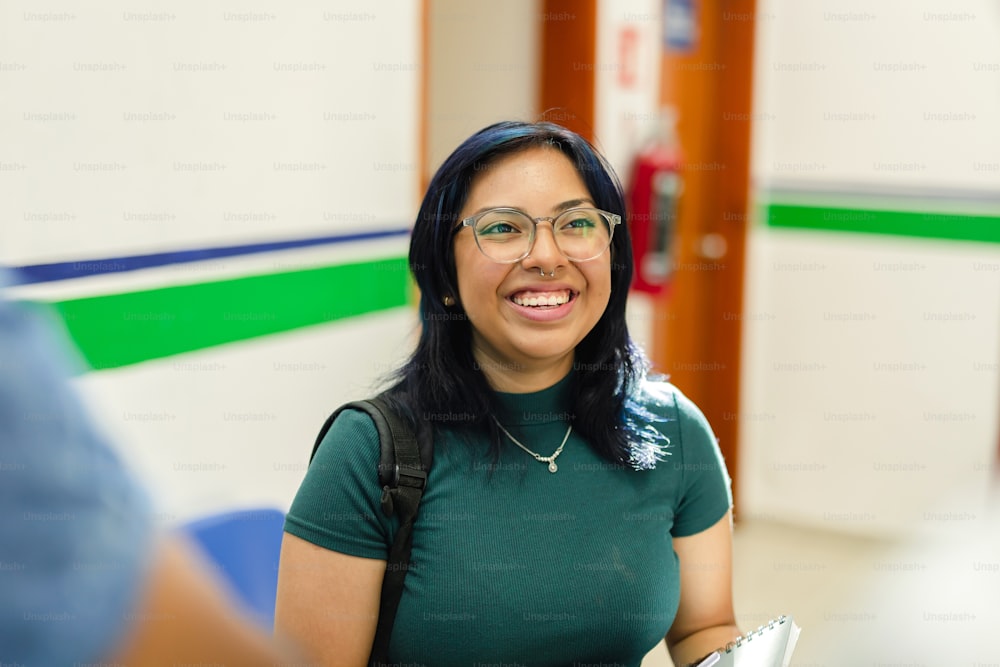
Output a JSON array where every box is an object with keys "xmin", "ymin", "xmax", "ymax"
[{"xmin": 654, "ymin": 0, "xmax": 758, "ymax": 507}]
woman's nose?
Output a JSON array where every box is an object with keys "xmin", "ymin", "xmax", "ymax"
[{"xmin": 529, "ymin": 221, "xmax": 565, "ymax": 259}]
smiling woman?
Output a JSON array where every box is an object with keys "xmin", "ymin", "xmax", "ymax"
[{"xmin": 274, "ymin": 121, "xmax": 741, "ymax": 667}]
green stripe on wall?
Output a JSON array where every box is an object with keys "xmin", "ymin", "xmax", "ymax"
[
  {"xmin": 765, "ymin": 203, "xmax": 1000, "ymax": 244},
  {"xmin": 51, "ymin": 257, "xmax": 411, "ymax": 371}
]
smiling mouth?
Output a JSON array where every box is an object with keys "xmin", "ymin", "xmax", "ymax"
[{"xmin": 510, "ymin": 289, "xmax": 574, "ymax": 308}]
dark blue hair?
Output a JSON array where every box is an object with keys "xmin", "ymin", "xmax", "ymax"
[{"xmin": 385, "ymin": 120, "xmax": 649, "ymax": 465}]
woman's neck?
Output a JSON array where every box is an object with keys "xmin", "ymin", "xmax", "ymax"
[{"xmin": 473, "ymin": 350, "xmax": 573, "ymax": 394}]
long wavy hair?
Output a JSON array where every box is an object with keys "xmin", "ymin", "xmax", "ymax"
[{"xmin": 383, "ymin": 121, "xmax": 650, "ymax": 465}]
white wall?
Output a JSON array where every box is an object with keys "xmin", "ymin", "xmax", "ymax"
[
  {"xmin": 752, "ymin": 0, "xmax": 1000, "ymax": 194},
  {"xmin": 1, "ymin": 1, "xmax": 421, "ymax": 266},
  {"xmin": 594, "ymin": 0, "xmax": 664, "ymax": 356},
  {"xmin": 594, "ymin": 0, "xmax": 663, "ymax": 178},
  {"xmin": 742, "ymin": 0, "xmax": 1000, "ymax": 537},
  {"xmin": 740, "ymin": 230, "xmax": 1000, "ymax": 535},
  {"xmin": 426, "ymin": 0, "xmax": 539, "ymax": 174}
]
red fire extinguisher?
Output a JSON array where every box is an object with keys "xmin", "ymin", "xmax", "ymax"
[{"xmin": 627, "ymin": 109, "xmax": 683, "ymax": 295}]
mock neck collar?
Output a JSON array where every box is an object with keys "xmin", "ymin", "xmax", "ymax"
[{"xmin": 492, "ymin": 371, "xmax": 574, "ymax": 426}]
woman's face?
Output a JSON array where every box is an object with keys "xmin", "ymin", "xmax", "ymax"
[{"xmin": 452, "ymin": 146, "xmax": 613, "ymax": 391}]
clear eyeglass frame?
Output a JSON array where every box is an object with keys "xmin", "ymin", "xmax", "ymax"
[{"xmin": 455, "ymin": 206, "xmax": 622, "ymax": 263}]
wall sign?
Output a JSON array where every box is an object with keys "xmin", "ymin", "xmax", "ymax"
[{"xmin": 663, "ymin": 0, "xmax": 698, "ymax": 51}]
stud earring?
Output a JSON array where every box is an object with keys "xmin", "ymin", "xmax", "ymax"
[{"xmin": 443, "ymin": 295, "xmax": 455, "ymax": 307}]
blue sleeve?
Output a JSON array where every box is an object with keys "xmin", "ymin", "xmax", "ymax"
[
  {"xmin": 668, "ymin": 387, "xmax": 733, "ymax": 537},
  {"xmin": 283, "ymin": 409, "xmax": 394, "ymax": 559},
  {"xmin": 0, "ymin": 281, "xmax": 153, "ymax": 665}
]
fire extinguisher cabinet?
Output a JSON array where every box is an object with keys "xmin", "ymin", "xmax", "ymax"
[{"xmin": 627, "ymin": 114, "xmax": 683, "ymax": 295}]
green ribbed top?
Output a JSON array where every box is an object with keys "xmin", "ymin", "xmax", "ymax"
[{"xmin": 285, "ymin": 373, "xmax": 731, "ymax": 666}]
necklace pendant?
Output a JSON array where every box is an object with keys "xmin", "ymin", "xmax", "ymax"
[{"xmin": 495, "ymin": 419, "xmax": 572, "ymax": 476}]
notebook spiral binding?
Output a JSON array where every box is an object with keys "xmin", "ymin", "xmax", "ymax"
[{"xmin": 723, "ymin": 615, "xmax": 788, "ymax": 653}]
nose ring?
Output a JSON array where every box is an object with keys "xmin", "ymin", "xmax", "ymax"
[{"xmin": 538, "ymin": 268, "xmax": 555, "ymax": 278}]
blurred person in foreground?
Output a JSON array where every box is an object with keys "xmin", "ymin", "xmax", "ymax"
[{"xmin": 0, "ymin": 270, "xmax": 299, "ymax": 666}]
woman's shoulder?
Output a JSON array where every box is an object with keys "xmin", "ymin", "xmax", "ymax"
[
  {"xmin": 308, "ymin": 405, "xmax": 383, "ymax": 479},
  {"xmin": 285, "ymin": 404, "xmax": 395, "ymax": 558}
]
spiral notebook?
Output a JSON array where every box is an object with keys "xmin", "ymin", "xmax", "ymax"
[{"xmin": 694, "ymin": 616, "xmax": 800, "ymax": 667}]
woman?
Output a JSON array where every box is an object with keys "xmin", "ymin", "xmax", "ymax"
[{"xmin": 275, "ymin": 121, "xmax": 739, "ymax": 666}]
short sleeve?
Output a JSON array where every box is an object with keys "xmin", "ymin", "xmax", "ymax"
[
  {"xmin": 668, "ymin": 388, "xmax": 733, "ymax": 537},
  {"xmin": 283, "ymin": 409, "xmax": 394, "ymax": 559},
  {"xmin": 0, "ymin": 286, "xmax": 153, "ymax": 665}
]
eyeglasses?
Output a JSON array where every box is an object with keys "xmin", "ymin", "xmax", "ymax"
[{"xmin": 455, "ymin": 207, "xmax": 621, "ymax": 263}]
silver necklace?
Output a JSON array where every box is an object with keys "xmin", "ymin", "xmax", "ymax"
[{"xmin": 494, "ymin": 420, "xmax": 572, "ymax": 473}]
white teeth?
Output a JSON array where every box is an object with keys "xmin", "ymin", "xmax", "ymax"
[{"xmin": 513, "ymin": 291, "xmax": 570, "ymax": 307}]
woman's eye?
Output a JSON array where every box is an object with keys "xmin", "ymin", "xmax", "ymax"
[
  {"xmin": 560, "ymin": 216, "xmax": 596, "ymax": 231},
  {"xmin": 480, "ymin": 221, "xmax": 520, "ymax": 235}
]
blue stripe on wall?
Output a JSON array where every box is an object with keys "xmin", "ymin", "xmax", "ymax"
[{"xmin": 7, "ymin": 227, "xmax": 411, "ymax": 285}]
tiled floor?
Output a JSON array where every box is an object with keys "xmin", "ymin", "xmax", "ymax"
[{"xmin": 641, "ymin": 514, "xmax": 1000, "ymax": 666}]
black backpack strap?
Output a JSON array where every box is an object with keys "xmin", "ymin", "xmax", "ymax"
[
  {"xmin": 365, "ymin": 396, "xmax": 427, "ymax": 667},
  {"xmin": 309, "ymin": 395, "xmax": 429, "ymax": 667}
]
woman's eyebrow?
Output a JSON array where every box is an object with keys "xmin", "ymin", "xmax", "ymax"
[
  {"xmin": 553, "ymin": 198, "xmax": 595, "ymax": 212},
  {"xmin": 466, "ymin": 198, "xmax": 596, "ymax": 218}
]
